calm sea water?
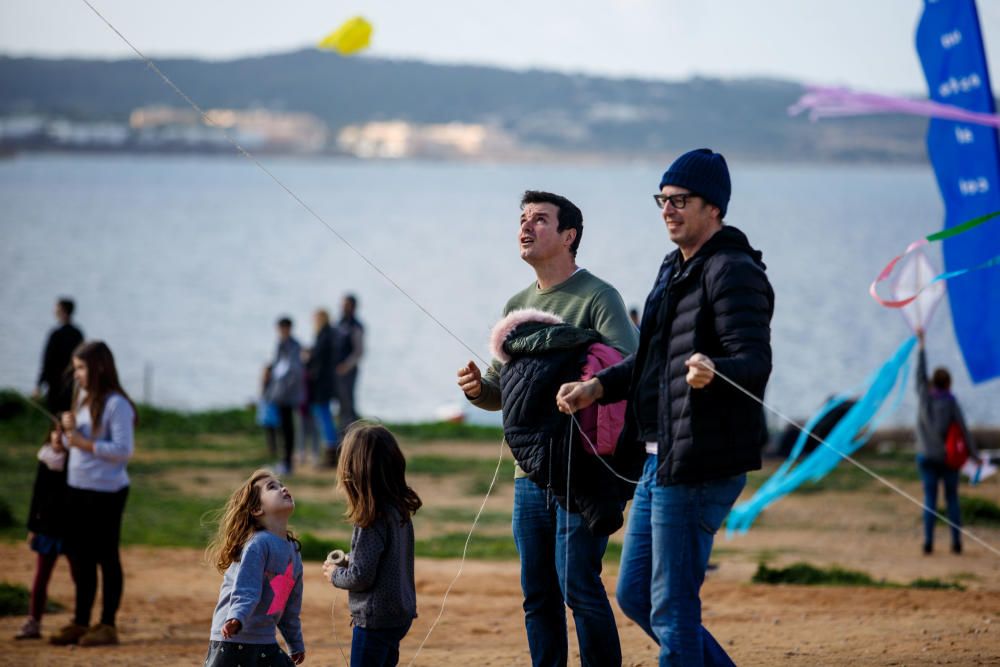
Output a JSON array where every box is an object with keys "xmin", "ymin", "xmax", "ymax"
[{"xmin": 0, "ymin": 154, "xmax": 995, "ymax": 425}]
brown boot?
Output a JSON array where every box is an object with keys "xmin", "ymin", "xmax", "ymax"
[
  {"xmin": 79, "ymin": 623, "xmax": 119, "ymax": 647},
  {"xmin": 49, "ymin": 623, "xmax": 88, "ymax": 645}
]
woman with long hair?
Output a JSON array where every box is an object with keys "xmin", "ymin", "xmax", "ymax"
[{"xmin": 49, "ymin": 340, "xmax": 136, "ymax": 648}]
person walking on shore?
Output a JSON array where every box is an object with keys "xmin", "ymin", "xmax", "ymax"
[
  {"xmin": 266, "ymin": 317, "xmax": 305, "ymax": 475},
  {"xmin": 915, "ymin": 328, "xmax": 980, "ymax": 555},
  {"xmin": 307, "ymin": 309, "xmax": 340, "ymax": 467},
  {"xmin": 34, "ymin": 297, "xmax": 84, "ymax": 414},
  {"xmin": 334, "ymin": 295, "xmax": 364, "ymax": 429}
]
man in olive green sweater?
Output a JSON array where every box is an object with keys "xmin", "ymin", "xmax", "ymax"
[{"xmin": 456, "ymin": 190, "xmax": 637, "ymax": 667}]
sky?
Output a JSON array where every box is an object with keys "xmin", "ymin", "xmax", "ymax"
[{"xmin": 1, "ymin": 1, "xmax": 999, "ymax": 94}]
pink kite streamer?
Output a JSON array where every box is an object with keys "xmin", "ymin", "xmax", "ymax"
[
  {"xmin": 869, "ymin": 239, "xmax": 931, "ymax": 308},
  {"xmin": 789, "ymin": 85, "xmax": 1000, "ymax": 128}
]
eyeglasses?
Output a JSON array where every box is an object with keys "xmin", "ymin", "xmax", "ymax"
[{"xmin": 653, "ymin": 193, "xmax": 700, "ymax": 210}]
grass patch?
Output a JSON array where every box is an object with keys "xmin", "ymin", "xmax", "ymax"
[
  {"xmin": 753, "ymin": 562, "xmax": 965, "ymax": 591},
  {"xmin": 387, "ymin": 421, "xmax": 504, "ymax": 442},
  {"xmin": 0, "ymin": 394, "xmax": 630, "ymax": 562},
  {"xmin": 297, "ymin": 532, "xmax": 349, "ymax": 562},
  {"xmin": 0, "ymin": 581, "xmax": 63, "ymax": 616},
  {"xmin": 417, "ymin": 533, "xmax": 518, "ymax": 559},
  {"xmin": 414, "ymin": 532, "xmax": 622, "ymax": 560},
  {"xmin": 419, "ymin": 506, "xmax": 511, "ymax": 527},
  {"xmin": 135, "ymin": 404, "xmax": 259, "ymax": 436},
  {"xmin": 934, "ymin": 496, "xmax": 1000, "ymax": 527},
  {"xmin": 0, "ymin": 497, "xmax": 15, "ymax": 529},
  {"xmin": 407, "ymin": 454, "xmax": 513, "ymax": 494},
  {"xmin": 960, "ymin": 496, "xmax": 1000, "ymax": 526},
  {"xmin": 910, "ymin": 578, "xmax": 965, "ymax": 591},
  {"xmin": 753, "ymin": 562, "xmax": 881, "ymax": 587}
]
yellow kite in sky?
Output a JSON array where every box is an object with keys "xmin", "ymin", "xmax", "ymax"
[{"xmin": 318, "ymin": 16, "xmax": 373, "ymax": 55}]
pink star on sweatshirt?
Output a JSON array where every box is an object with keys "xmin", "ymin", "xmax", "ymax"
[{"xmin": 266, "ymin": 561, "xmax": 295, "ymax": 616}]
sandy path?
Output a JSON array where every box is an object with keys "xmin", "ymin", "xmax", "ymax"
[{"xmin": 3, "ymin": 538, "xmax": 999, "ymax": 666}]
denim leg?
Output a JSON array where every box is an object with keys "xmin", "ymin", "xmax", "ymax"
[
  {"xmin": 512, "ymin": 478, "xmax": 567, "ymax": 667},
  {"xmin": 351, "ymin": 622, "xmax": 412, "ymax": 667},
  {"xmin": 942, "ymin": 467, "xmax": 962, "ymax": 548},
  {"xmin": 650, "ymin": 475, "xmax": 745, "ymax": 667},
  {"xmin": 310, "ymin": 402, "xmax": 338, "ymax": 446},
  {"xmin": 918, "ymin": 457, "xmax": 941, "ymax": 548},
  {"xmin": 554, "ymin": 503, "xmax": 621, "ymax": 667},
  {"xmin": 616, "ymin": 454, "xmax": 657, "ymax": 642}
]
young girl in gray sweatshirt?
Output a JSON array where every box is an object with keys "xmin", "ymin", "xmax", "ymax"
[
  {"xmin": 323, "ymin": 423, "xmax": 422, "ymax": 667},
  {"xmin": 206, "ymin": 470, "xmax": 304, "ymax": 666}
]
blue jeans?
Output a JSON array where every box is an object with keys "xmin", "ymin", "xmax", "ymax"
[
  {"xmin": 310, "ymin": 402, "xmax": 338, "ymax": 446},
  {"xmin": 616, "ymin": 455, "xmax": 745, "ymax": 667},
  {"xmin": 918, "ymin": 456, "xmax": 961, "ymax": 549},
  {"xmin": 512, "ymin": 477, "xmax": 621, "ymax": 667},
  {"xmin": 351, "ymin": 621, "xmax": 412, "ymax": 667}
]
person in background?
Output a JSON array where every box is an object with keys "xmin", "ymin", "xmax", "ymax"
[
  {"xmin": 50, "ymin": 341, "xmax": 136, "ymax": 648},
  {"xmin": 307, "ymin": 309, "xmax": 340, "ymax": 467},
  {"xmin": 257, "ymin": 364, "xmax": 281, "ymax": 461},
  {"xmin": 628, "ymin": 307, "xmax": 641, "ymax": 329},
  {"xmin": 266, "ymin": 317, "xmax": 305, "ymax": 475},
  {"xmin": 915, "ymin": 329, "xmax": 980, "ymax": 555},
  {"xmin": 34, "ymin": 297, "xmax": 84, "ymax": 414},
  {"xmin": 15, "ymin": 426, "xmax": 70, "ymax": 640},
  {"xmin": 334, "ymin": 295, "xmax": 364, "ymax": 429}
]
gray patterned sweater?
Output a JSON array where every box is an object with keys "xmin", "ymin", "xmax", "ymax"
[{"xmin": 330, "ymin": 506, "xmax": 417, "ymax": 629}]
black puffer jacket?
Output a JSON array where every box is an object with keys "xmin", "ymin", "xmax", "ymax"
[
  {"xmin": 27, "ymin": 460, "xmax": 68, "ymax": 537},
  {"xmin": 599, "ymin": 226, "xmax": 774, "ymax": 487},
  {"xmin": 498, "ymin": 316, "xmax": 626, "ymax": 536}
]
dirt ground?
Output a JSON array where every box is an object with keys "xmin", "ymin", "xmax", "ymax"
[{"xmin": 4, "ymin": 461, "xmax": 1000, "ymax": 666}]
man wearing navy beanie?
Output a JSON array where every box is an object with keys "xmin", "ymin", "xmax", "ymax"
[{"xmin": 557, "ymin": 148, "xmax": 775, "ymax": 666}]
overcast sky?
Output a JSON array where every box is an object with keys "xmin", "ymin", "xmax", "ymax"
[{"xmin": 2, "ymin": 0, "xmax": 999, "ymax": 94}]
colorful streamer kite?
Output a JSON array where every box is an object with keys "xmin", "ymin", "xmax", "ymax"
[
  {"xmin": 869, "ymin": 210, "xmax": 1000, "ymax": 309},
  {"xmin": 788, "ymin": 85, "xmax": 1000, "ymax": 128},
  {"xmin": 792, "ymin": 0, "xmax": 1000, "ymax": 384},
  {"xmin": 726, "ymin": 337, "xmax": 916, "ymax": 536}
]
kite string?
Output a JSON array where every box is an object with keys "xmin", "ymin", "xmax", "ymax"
[
  {"xmin": 406, "ymin": 439, "xmax": 506, "ymax": 667},
  {"xmin": 567, "ymin": 361, "xmax": 1000, "ymax": 558},
  {"xmin": 73, "ymin": 7, "xmax": 1000, "ymax": 664},
  {"xmin": 77, "ymin": 6, "xmax": 517, "ymax": 665},
  {"xmin": 78, "ymin": 0, "xmax": 493, "ymax": 373},
  {"xmin": 329, "ymin": 589, "xmax": 350, "ymax": 667},
  {"xmin": 704, "ymin": 363, "xmax": 1000, "ymax": 558}
]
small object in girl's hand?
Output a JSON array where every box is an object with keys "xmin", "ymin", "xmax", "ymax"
[{"xmin": 326, "ymin": 549, "xmax": 349, "ymax": 566}]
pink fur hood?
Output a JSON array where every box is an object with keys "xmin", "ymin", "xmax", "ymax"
[{"xmin": 489, "ymin": 308, "xmax": 564, "ymax": 363}]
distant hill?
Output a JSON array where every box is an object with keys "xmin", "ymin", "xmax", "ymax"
[{"xmin": 0, "ymin": 49, "xmax": 937, "ymax": 162}]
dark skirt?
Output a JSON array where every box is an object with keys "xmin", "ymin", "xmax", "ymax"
[
  {"xmin": 204, "ymin": 641, "xmax": 295, "ymax": 667},
  {"xmin": 30, "ymin": 532, "xmax": 64, "ymax": 556}
]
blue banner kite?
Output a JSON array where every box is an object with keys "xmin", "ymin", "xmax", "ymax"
[{"xmin": 916, "ymin": 0, "xmax": 1000, "ymax": 383}]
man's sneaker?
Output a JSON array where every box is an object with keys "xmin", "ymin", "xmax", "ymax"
[
  {"xmin": 79, "ymin": 623, "xmax": 118, "ymax": 647},
  {"xmin": 15, "ymin": 617, "xmax": 41, "ymax": 640},
  {"xmin": 952, "ymin": 542, "xmax": 963, "ymax": 555},
  {"xmin": 49, "ymin": 623, "xmax": 88, "ymax": 645}
]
